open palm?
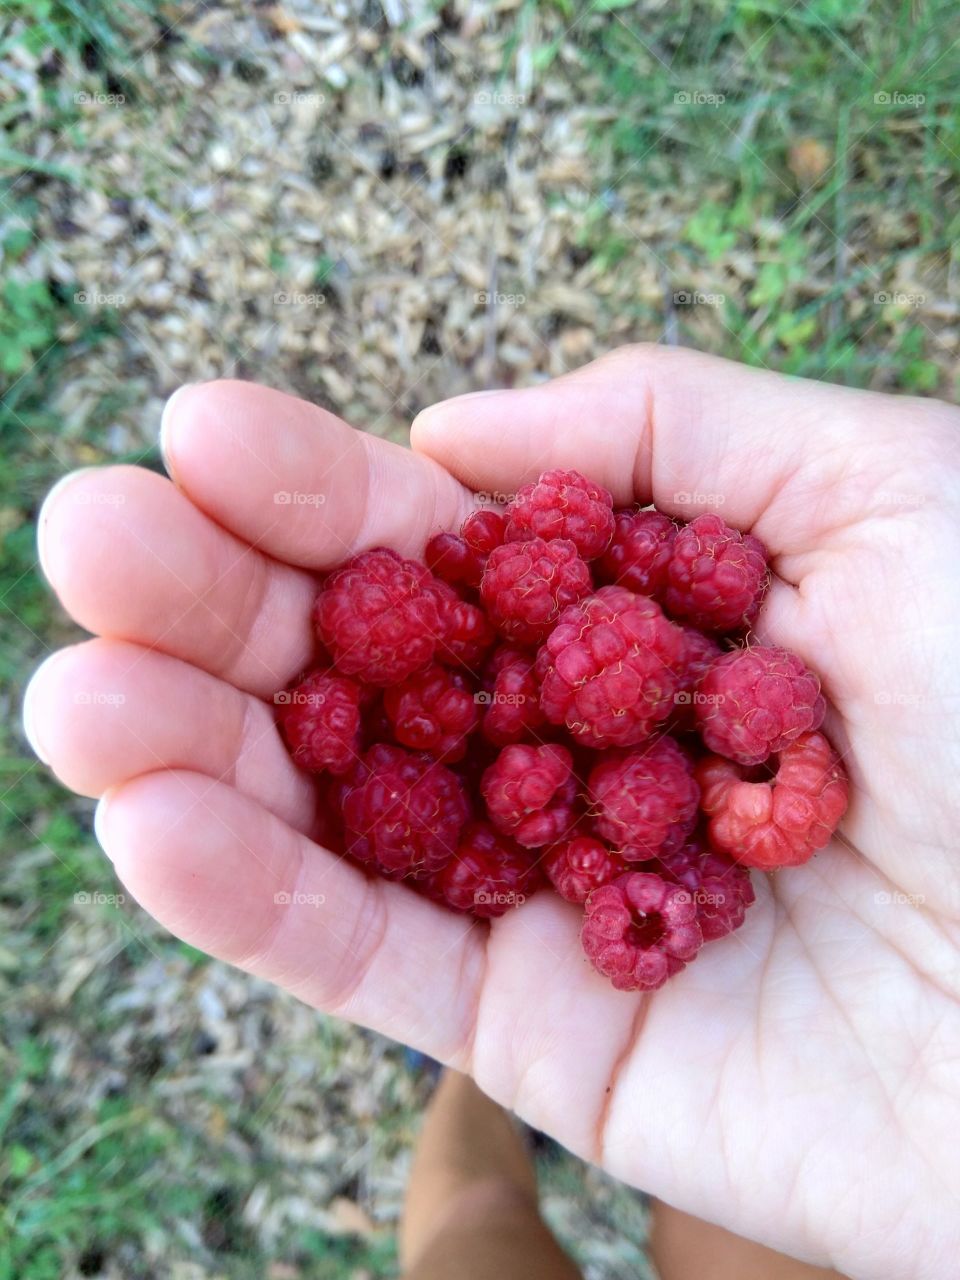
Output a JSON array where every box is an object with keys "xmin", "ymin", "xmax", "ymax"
[{"xmin": 26, "ymin": 347, "xmax": 960, "ymax": 1280}]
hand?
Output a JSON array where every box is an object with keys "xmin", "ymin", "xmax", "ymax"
[{"xmin": 25, "ymin": 347, "xmax": 960, "ymax": 1280}]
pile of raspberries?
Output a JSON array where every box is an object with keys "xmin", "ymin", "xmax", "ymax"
[{"xmin": 276, "ymin": 470, "xmax": 848, "ymax": 992}]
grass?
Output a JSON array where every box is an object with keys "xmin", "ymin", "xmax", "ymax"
[
  {"xmin": 557, "ymin": 0, "xmax": 960, "ymax": 390},
  {"xmin": 0, "ymin": 1, "xmax": 956, "ymax": 1276}
]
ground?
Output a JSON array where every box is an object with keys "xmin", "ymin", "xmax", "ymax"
[{"xmin": 1, "ymin": 1, "xmax": 958, "ymax": 1277}]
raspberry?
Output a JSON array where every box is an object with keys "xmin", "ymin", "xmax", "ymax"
[
  {"xmin": 314, "ymin": 548, "xmax": 442, "ymax": 686},
  {"xmin": 581, "ymin": 872, "xmax": 703, "ymax": 991},
  {"xmin": 505, "ymin": 469, "xmax": 615, "ymax": 561},
  {"xmin": 480, "ymin": 537, "xmax": 591, "ymax": 644},
  {"xmin": 536, "ymin": 586, "xmax": 684, "ymax": 748},
  {"xmin": 596, "ymin": 508, "xmax": 676, "ymax": 595},
  {"xmin": 431, "ymin": 821, "xmax": 542, "ymax": 918},
  {"xmin": 588, "ymin": 737, "xmax": 699, "ymax": 859},
  {"xmin": 340, "ymin": 744, "xmax": 469, "ymax": 877},
  {"xmin": 671, "ymin": 626, "xmax": 724, "ymax": 730},
  {"xmin": 665, "ymin": 513, "xmax": 769, "ymax": 634},
  {"xmin": 651, "ymin": 841, "xmax": 755, "ymax": 941},
  {"xmin": 480, "ymin": 645, "xmax": 545, "ymax": 746},
  {"xmin": 429, "ymin": 581, "xmax": 497, "ymax": 669},
  {"xmin": 697, "ymin": 731, "xmax": 848, "ymax": 868},
  {"xmin": 425, "ymin": 532, "xmax": 483, "ymax": 588},
  {"xmin": 543, "ymin": 832, "xmax": 626, "ymax": 904},
  {"xmin": 696, "ymin": 644, "xmax": 825, "ymax": 766},
  {"xmin": 463, "ymin": 508, "xmax": 507, "ymax": 555},
  {"xmin": 276, "ymin": 669, "xmax": 362, "ymax": 776},
  {"xmin": 481, "ymin": 743, "xmax": 577, "ymax": 847},
  {"xmin": 425, "ymin": 511, "xmax": 505, "ymax": 590},
  {"xmin": 382, "ymin": 663, "xmax": 479, "ymax": 761}
]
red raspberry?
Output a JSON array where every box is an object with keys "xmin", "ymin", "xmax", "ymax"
[
  {"xmin": 425, "ymin": 532, "xmax": 483, "ymax": 588},
  {"xmin": 543, "ymin": 832, "xmax": 627, "ymax": 904},
  {"xmin": 424, "ymin": 511, "xmax": 505, "ymax": 590},
  {"xmin": 696, "ymin": 644, "xmax": 825, "ymax": 766},
  {"xmin": 596, "ymin": 508, "xmax": 676, "ymax": 595},
  {"xmin": 671, "ymin": 625, "xmax": 724, "ymax": 730},
  {"xmin": 340, "ymin": 744, "xmax": 469, "ymax": 877},
  {"xmin": 429, "ymin": 581, "xmax": 497, "ymax": 669},
  {"xmin": 506, "ymin": 469, "xmax": 615, "ymax": 560},
  {"xmin": 382, "ymin": 662, "xmax": 479, "ymax": 761},
  {"xmin": 314, "ymin": 548, "xmax": 442, "ymax": 686},
  {"xmin": 536, "ymin": 586, "xmax": 684, "ymax": 748},
  {"xmin": 431, "ymin": 821, "xmax": 542, "ymax": 918},
  {"xmin": 665, "ymin": 513, "xmax": 769, "ymax": 634},
  {"xmin": 697, "ymin": 731, "xmax": 848, "ymax": 868},
  {"xmin": 481, "ymin": 742, "xmax": 577, "ymax": 847},
  {"xmin": 480, "ymin": 537, "xmax": 591, "ymax": 644},
  {"xmin": 588, "ymin": 737, "xmax": 699, "ymax": 859},
  {"xmin": 581, "ymin": 871, "xmax": 703, "ymax": 991},
  {"xmin": 276, "ymin": 669, "xmax": 362, "ymax": 776},
  {"xmin": 480, "ymin": 645, "xmax": 545, "ymax": 746},
  {"xmin": 463, "ymin": 508, "xmax": 506, "ymax": 555},
  {"xmin": 652, "ymin": 841, "xmax": 755, "ymax": 941}
]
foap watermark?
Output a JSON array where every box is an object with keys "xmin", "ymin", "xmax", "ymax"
[
  {"xmin": 475, "ymin": 889, "xmax": 525, "ymax": 909},
  {"xmin": 874, "ymin": 690, "xmax": 924, "ymax": 707},
  {"xmin": 474, "ymin": 489, "xmax": 516, "ymax": 506},
  {"xmin": 874, "ymin": 290, "xmax": 925, "ymax": 308},
  {"xmin": 74, "ymin": 890, "xmax": 125, "ymax": 906},
  {"xmin": 274, "ymin": 91, "xmax": 325, "ymax": 106},
  {"xmin": 74, "ymin": 690, "xmax": 126, "ymax": 707},
  {"xmin": 873, "ymin": 490, "xmax": 927, "ymax": 509},
  {"xmin": 675, "ymin": 90, "xmax": 725, "ymax": 107},
  {"xmin": 676, "ymin": 887, "xmax": 730, "ymax": 908},
  {"xmin": 674, "ymin": 690, "xmax": 725, "ymax": 707},
  {"xmin": 74, "ymin": 91, "xmax": 125, "ymax": 107},
  {"xmin": 274, "ymin": 291, "xmax": 325, "ymax": 307},
  {"xmin": 673, "ymin": 490, "xmax": 726, "ymax": 507},
  {"xmin": 874, "ymin": 91, "xmax": 925, "ymax": 107},
  {"xmin": 475, "ymin": 290, "xmax": 526, "ymax": 307},
  {"xmin": 274, "ymin": 890, "xmax": 326, "ymax": 906},
  {"xmin": 475, "ymin": 90, "xmax": 526, "ymax": 107},
  {"xmin": 673, "ymin": 289, "xmax": 725, "ymax": 307},
  {"xmin": 875, "ymin": 889, "xmax": 925, "ymax": 907},
  {"xmin": 274, "ymin": 689, "xmax": 326, "ymax": 707},
  {"xmin": 274, "ymin": 490, "xmax": 326, "ymax": 506},
  {"xmin": 72, "ymin": 489, "xmax": 125, "ymax": 506},
  {"xmin": 74, "ymin": 290, "xmax": 126, "ymax": 307},
  {"xmin": 474, "ymin": 690, "xmax": 530, "ymax": 707}
]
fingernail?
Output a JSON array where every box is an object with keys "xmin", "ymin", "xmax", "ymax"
[
  {"xmin": 94, "ymin": 793, "xmax": 115, "ymax": 860},
  {"xmin": 37, "ymin": 469, "xmax": 96, "ymax": 583},
  {"xmin": 159, "ymin": 384, "xmax": 197, "ymax": 481},
  {"xmin": 21, "ymin": 675, "xmax": 49, "ymax": 764}
]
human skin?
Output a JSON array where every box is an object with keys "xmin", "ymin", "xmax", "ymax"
[{"xmin": 23, "ymin": 346, "xmax": 960, "ymax": 1280}]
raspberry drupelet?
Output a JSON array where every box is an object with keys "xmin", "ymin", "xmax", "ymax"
[
  {"xmin": 696, "ymin": 644, "xmax": 825, "ymax": 765},
  {"xmin": 480, "ymin": 537, "xmax": 592, "ymax": 644},
  {"xmin": 340, "ymin": 744, "xmax": 469, "ymax": 878},
  {"xmin": 314, "ymin": 547, "xmax": 442, "ymax": 685},
  {"xmin": 481, "ymin": 742, "xmax": 577, "ymax": 847},
  {"xmin": 665, "ymin": 513, "xmax": 770, "ymax": 634},
  {"xmin": 536, "ymin": 586, "xmax": 684, "ymax": 748},
  {"xmin": 581, "ymin": 871, "xmax": 703, "ymax": 991},
  {"xmin": 505, "ymin": 468, "xmax": 615, "ymax": 560},
  {"xmin": 276, "ymin": 669, "xmax": 363, "ymax": 776},
  {"xmin": 588, "ymin": 737, "xmax": 700, "ymax": 859},
  {"xmin": 697, "ymin": 731, "xmax": 849, "ymax": 868}
]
